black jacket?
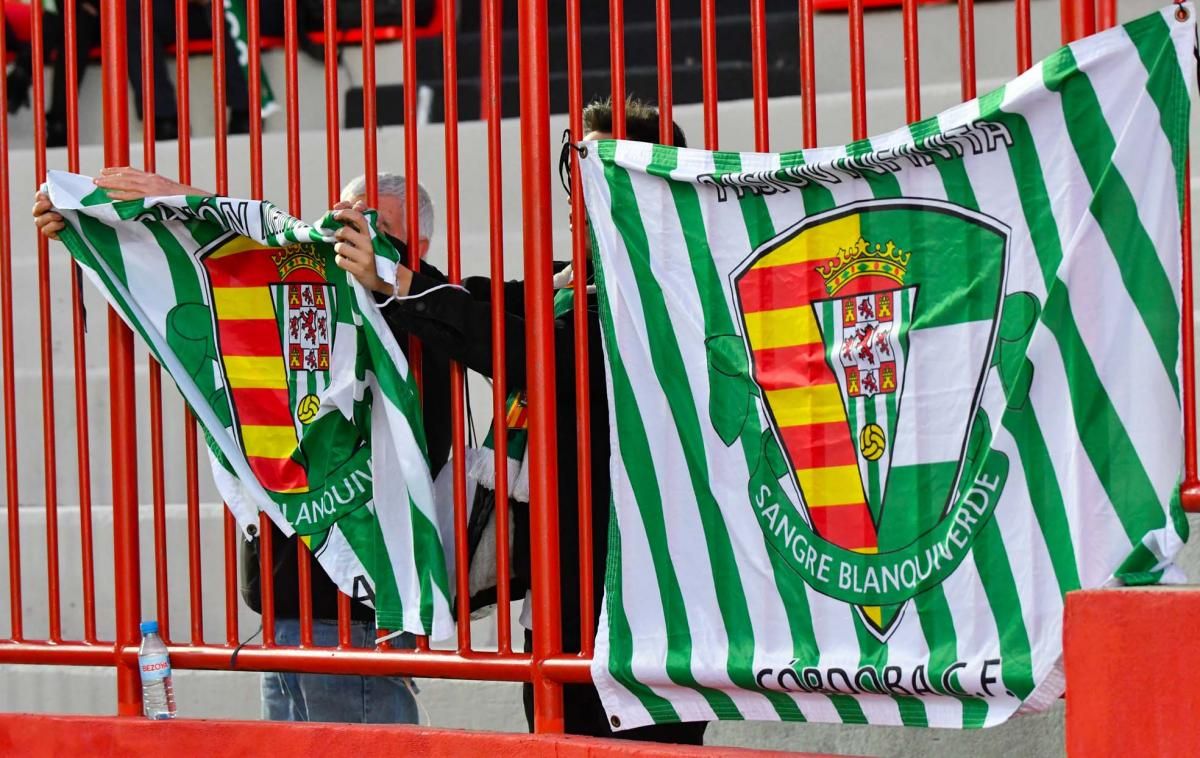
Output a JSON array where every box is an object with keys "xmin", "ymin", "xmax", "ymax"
[
  {"xmin": 239, "ymin": 261, "xmax": 454, "ymax": 622},
  {"xmin": 378, "ymin": 267, "xmax": 610, "ymax": 649}
]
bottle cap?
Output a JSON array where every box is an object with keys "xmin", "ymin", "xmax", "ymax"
[{"xmin": 139, "ymin": 620, "xmax": 159, "ymax": 635}]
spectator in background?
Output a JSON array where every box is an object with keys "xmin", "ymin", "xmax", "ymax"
[
  {"xmin": 4, "ymin": 0, "xmax": 102, "ymax": 147},
  {"xmin": 125, "ymin": 0, "xmax": 251, "ymax": 140}
]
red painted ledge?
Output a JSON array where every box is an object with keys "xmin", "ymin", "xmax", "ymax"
[
  {"xmin": 1064, "ymin": 587, "xmax": 1200, "ymax": 758},
  {"xmin": 0, "ymin": 714, "xmax": 849, "ymax": 758}
]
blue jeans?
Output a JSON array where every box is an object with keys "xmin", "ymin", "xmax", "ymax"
[{"xmin": 262, "ymin": 619, "xmax": 418, "ymax": 724}]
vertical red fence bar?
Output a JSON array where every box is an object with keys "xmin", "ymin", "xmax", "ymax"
[
  {"xmin": 397, "ymin": 0, "xmax": 424, "ymax": 653},
  {"xmin": 1097, "ymin": 0, "xmax": 1117, "ymax": 31},
  {"xmin": 281, "ymin": 0, "xmax": 314, "ymax": 649},
  {"xmin": 0, "ymin": 0, "xmax": 20, "ymax": 644},
  {"xmin": 484, "ymin": 0, "xmax": 513, "ymax": 655},
  {"xmin": 101, "ymin": 0, "xmax": 143, "ymax": 716},
  {"xmin": 798, "ymin": 0, "xmax": 817, "ymax": 148},
  {"xmin": 319, "ymin": 2, "xmax": 354, "ymax": 648},
  {"xmin": 1061, "ymin": 0, "xmax": 1096, "ymax": 43},
  {"xmin": 63, "ymin": 0, "xmax": 98, "ymax": 643},
  {"xmin": 1181, "ymin": 157, "xmax": 1199, "ymax": 512},
  {"xmin": 750, "ymin": 0, "xmax": 769, "ymax": 151},
  {"xmin": 901, "ymin": 0, "xmax": 921, "ymax": 122},
  {"xmin": 31, "ymin": 0, "xmax": 64, "ymax": 645},
  {"xmin": 173, "ymin": 0, "xmax": 204, "ymax": 646},
  {"xmin": 568, "ymin": 0, "xmax": 594, "ymax": 659},
  {"xmin": 243, "ymin": 0, "xmax": 279, "ymax": 651},
  {"xmin": 655, "ymin": 0, "xmax": 673, "ymax": 143},
  {"xmin": 442, "ymin": 0, "xmax": 474, "ymax": 653},
  {"xmin": 609, "ymin": 0, "xmax": 626, "ymax": 138},
  {"xmin": 1016, "ymin": 0, "xmax": 1033, "ymax": 73},
  {"xmin": 958, "ymin": 0, "xmax": 977, "ymax": 101},
  {"xmin": 172, "ymin": 0, "xmax": 193, "ymax": 648},
  {"xmin": 140, "ymin": 0, "xmax": 171, "ymax": 644},
  {"xmin": 700, "ymin": 0, "xmax": 718, "ymax": 149},
  {"xmin": 518, "ymin": 0, "xmax": 564, "ymax": 732},
  {"xmin": 848, "ymin": 0, "xmax": 868, "ymax": 140},
  {"xmin": 211, "ymin": 0, "xmax": 242, "ymax": 649}
]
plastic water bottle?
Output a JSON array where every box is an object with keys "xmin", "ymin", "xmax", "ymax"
[{"xmin": 138, "ymin": 620, "xmax": 176, "ymax": 719}]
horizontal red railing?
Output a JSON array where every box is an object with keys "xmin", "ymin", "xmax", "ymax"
[{"xmin": 0, "ymin": 0, "xmax": 1194, "ymax": 740}]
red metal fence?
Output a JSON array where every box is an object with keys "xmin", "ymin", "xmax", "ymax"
[{"xmin": 0, "ymin": 0, "xmax": 1194, "ymax": 735}]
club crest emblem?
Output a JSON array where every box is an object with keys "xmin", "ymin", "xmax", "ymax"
[
  {"xmin": 731, "ymin": 199, "xmax": 1013, "ymax": 640},
  {"xmin": 185, "ymin": 231, "xmax": 373, "ymax": 545}
]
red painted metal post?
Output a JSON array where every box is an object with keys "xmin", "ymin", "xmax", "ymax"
[
  {"xmin": 1181, "ymin": 159, "xmax": 1199, "ymax": 512},
  {"xmin": 211, "ymin": 0, "xmax": 229, "ymax": 190},
  {"xmin": 958, "ymin": 0, "xmax": 977, "ymax": 101},
  {"xmin": 609, "ymin": 0, "xmax": 626, "ymax": 138},
  {"xmin": 567, "ymin": 0, "xmax": 595, "ymax": 659},
  {"xmin": 318, "ymin": 1, "xmax": 352, "ymax": 648},
  {"xmin": 798, "ymin": 0, "xmax": 817, "ymax": 148},
  {"xmin": 848, "ymin": 0, "xmax": 868, "ymax": 140},
  {"xmin": 442, "ymin": 0, "xmax": 473, "ymax": 653},
  {"xmin": 700, "ymin": 0, "xmax": 719, "ymax": 149},
  {"xmin": 484, "ymin": 0, "xmax": 513, "ymax": 655},
  {"xmin": 655, "ymin": 0, "xmax": 673, "ymax": 145},
  {"xmin": 186, "ymin": 438, "xmax": 204, "ymax": 643},
  {"xmin": 1016, "ymin": 0, "xmax": 1033, "ymax": 73},
  {"xmin": 279, "ymin": 0, "xmax": 312, "ymax": 649},
  {"xmin": 518, "ymin": 0, "xmax": 565, "ymax": 732},
  {"xmin": 1061, "ymin": 0, "xmax": 1096, "ymax": 44},
  {"xmin": 750, "ymin": 0, "xmax": 769, "ymax": 151},
  {"xmin": 31, "ymin": 0, "xmax": 64, "ymax": 645},
  {"xmin": 901, "ymin": 0, "xmax": 921, "ymax": 122},
  {"xmin": 174, "ymin": 0, "xmax": 192, "ymax": 178},
  {"xmin": 248, "ymin": 0, "xmax": 265, "ymax": 199},
  {"xmin": 1097, "ymin": 0, "xmax": 1117, "ymax": 31},
  {"xmin": 0, "ymin": 6, "xmax": 21, "ymax": 644},
  {"xmin": 396, "ymin": 0, "xmax": 425, "ymax": 653},
  {"xmin": 101, "ymin": 0, "xmax": 143, "ymax": 716},
  {"xmin": 138, "ymin": 0, "xmax": 170, "ymax": 645}
]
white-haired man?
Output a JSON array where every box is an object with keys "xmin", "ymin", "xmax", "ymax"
[{"xmin": 33, "ymin": 168, "xmax": 453, "ymax": 725}]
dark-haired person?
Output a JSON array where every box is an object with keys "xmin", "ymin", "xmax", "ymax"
[{"xmin": 332, "ymin": 97, "xmax": 707, "ymax": 745}]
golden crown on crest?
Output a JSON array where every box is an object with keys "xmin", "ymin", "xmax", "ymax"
[
  {"xmin": 816, "ymin": 237, "xmax": 911, "ymax": 296},
  {"xmin": 271, "ymin": 243, "xmax": 326, "ymax": 280}
]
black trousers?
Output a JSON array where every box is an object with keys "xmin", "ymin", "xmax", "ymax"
[
  {"xmin": 125, "ymin": 0, "xmax": 248, "ymax": 122},
  {"xmin": 521, "ymin": 630, "xmax": 708, "ymax": 744}
]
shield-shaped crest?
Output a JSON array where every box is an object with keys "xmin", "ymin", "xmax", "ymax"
[
  {"xmin": 733, "ymin": 199, "xmax": 1008, "ymax": 640},
  {"xmin": 199, "ymin": 235, "xmax": 343, "ymax": 497}
]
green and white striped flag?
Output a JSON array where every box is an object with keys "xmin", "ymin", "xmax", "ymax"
[
  {"xmin": 579, "ymin": 4, "xmax": 1193, "ymax": 730},
  {"xmin": 45, "ymin": 172, "xmax": 452, "ymax": 638}
]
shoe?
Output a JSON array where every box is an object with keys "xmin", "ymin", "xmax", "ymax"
[
  {"xmin": 228, "ymin": 109, "xmax": 250, "ymax": 136},
  {"xmin": 5, "ymin": 65, "xmax": 31, "ymax": 115}
]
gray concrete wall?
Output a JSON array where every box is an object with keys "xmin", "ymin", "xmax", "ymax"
[{"xmin": 3, "ymin": 0, "xmax": 1198, "ymax": 755}]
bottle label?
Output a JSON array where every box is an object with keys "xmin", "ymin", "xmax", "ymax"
[{"xmin": 139, "ymin": 654, "xmax": 171, "ymax": 682}]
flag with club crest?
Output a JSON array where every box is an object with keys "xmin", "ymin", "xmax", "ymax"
[
  {"xmin": 579, "ymin": 4, "xmax": 1193, "ymax": 730},
  {"xmin": 45, "ymin": 171, "xmax": 452, "ymax": 638}
]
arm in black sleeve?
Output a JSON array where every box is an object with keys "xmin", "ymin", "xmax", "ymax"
[{"xmin": 379, "ymin": 271, "xmax": 591, "ymax": 396}]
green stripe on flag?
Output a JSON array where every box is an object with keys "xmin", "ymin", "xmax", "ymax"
[
  {"xmin": 1124, "ymin": 11, "xmax": 1191, "ymax": 216},
  {"xmin": 1043, "ymin": 47, "xmax": 1179, "ymax": 397},
  {"xmin": 601, "ymin": 505, "xmax": 684, "ymax": 722},
  {"xmin": 590, "ymin": 214, "xmax": 741, "ymax": 720}
]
